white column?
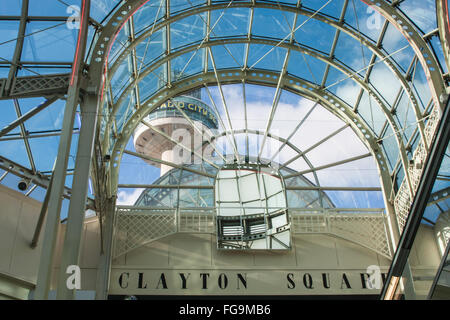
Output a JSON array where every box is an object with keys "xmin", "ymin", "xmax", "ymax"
[{"xmin": 56, "ymin": 93, "xmax": 99, "ymax": 300}]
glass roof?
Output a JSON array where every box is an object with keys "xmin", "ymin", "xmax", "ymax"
[{"xmin": 0, "ymin": 0, "xmax": 448, "ymax": 222}]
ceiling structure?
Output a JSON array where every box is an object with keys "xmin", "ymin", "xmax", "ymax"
[{"xmin": 0, "ymin": 0, "xmax": 449, "ymax": 300}]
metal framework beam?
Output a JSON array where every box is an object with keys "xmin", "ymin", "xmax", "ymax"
[
  {"xmin": 4, "ymin": 0, "xmax": 28, "ymax": 96},
  {"xmin": 283, "ymin": 153, "xmax": 373, "ymax": 179},
  {"xmin": 123, "ymin": 149, "xmax": 216, "ymax": 179},
  {"xmin": 56, "ymin": 92, "xmax": 99, "ymax": 300}
]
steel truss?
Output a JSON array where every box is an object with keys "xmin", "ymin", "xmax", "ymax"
[{"xmin": 113, "ymin": 206, "xmax": 392, "ymax": 259}]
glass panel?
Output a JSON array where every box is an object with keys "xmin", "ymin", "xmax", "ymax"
[
  {"xmin": 368, "ymin": 57, "xmax": 401, "ymax": 108},
  {"xmin": 411, "ymin": 63, "xmax": 432, "ymax": 112},
  {"xmin": 286, "ymin": 189, "xmax": 321, "ymax": 208},
  {"xmin": 287, "ymin": 50, "xmax": 327, "ymax": 84},
  {"xmin": 294, "ymin": 14, "xmax": 336, "ymax": 54},
  {"xmin": 343, "ymin": 0, "xmax": 385, "ymax": 42},
  {"xmin": 28, "ymin": 136, "xmax": 60, "ymax": 172},
  {"xmin": 380, "ymin": 125, "xmax": 399, "ymax": 172},
  {"xmin": 133, "ymin": 0, "xmax": 166, "ymax": 35},
  {"xmin": 326, "ymin": 74, "xmax": 361, "ymax": 107},
  {"xmin": 20, "ymin": 98, "xmax": 66, "ymax": 132},
  {"xmin": 247, "ymin": 44, "xmax": 287, "ymax": 71},
  {"xmin": 28, "ymin": 0, "xmax": 79, "ymax": 16},
  {"xmin": 393, "ymin": 90, "xmax": 417, "ymax": 145},
  {"xmin": 138, "ymin": 64, "xmax": 166, "ymax": 102},
  {"xmin": 381, "ymin": 23, "xmax": 416, "ymax": 73},
  {"xmin": 180, "ymin": 168, "xmax": 214, "ymax": 186},
  {"xmin": 325, "ymin": 190, "xmax": 384, "ymax": 208},
  {"xmin": 313, "ymin": 156, "xmax": 380, "ymax": 188},
  {"xmin": 289, "ymin": 104, "xmax": 345, "ymax": 150},
  {"xmin": 0, "ymin": 67, "xmax": 8, "ymax": 78},
  {"xmin": 389, "ymin": 142, "xmax": 449, "ymax": 299},
  {"xmin": 178, "ymin": 188, "xmax": 213, "ymax": 207},
  {"xmin": 334, "ymin": 31, "xmax": 373, "ymax": 73},
  {"xmin": 0, "ymin": 100, "xmax": 21, "ymax": 135},
  {"xmin": 357, "ymin": 90, "xmax": 387, "ymax": 135},
  {"xmin": 429, "ymin": 35, "xmax": 448, "ymax": 75},
  {"xmin": 170, "ymin": 0, "xmax": 205, "ymax": 14},
  {"xmin": 0, "ymin": 21, "xmax": 20, "ymax": 62},
  {"xmin": 110, "ymin": 58, "xmax": 132, "ymax": 102},
  {"xmin": 170, "ymin": 14, "xmax": 206, "ymax": 51},
  {"xmin": 90, "ymin": 0, "xmax": 121, "ymax": 24},
  {"xmin": 301, "ymin": 0, "xmax": 347, "ymax": 20},
  {"xmin": 209, "ymin": 7, "xmax": 250, "ymax": 39},
  {"xmin": 108, "ymin": 25, "xmax": 129, "ymax": 64},
  {"xmin": 251, "ymin": 8, "xmax": 295, "ymax": 40},
  {"xmin": 209, "ymin": 43, "xmax": 245, "ymax": 70},
  {"xmin": 0, "ymin": 0, "xmax": 22, "ymax": 15},
  {"xmin": 0, "ymin": 139, "xmax": 31, "ymax": 168},
  {"xmin": 171, "ymin": 48, "xmax": 204, "ymax": 77},
  {"xmin": 399, "ymin": 0, "xmax": 437, "ymax": 34},
  {"xmin": 22, "ymin": 21, "xmax": 78, "ymax": 62},
  {"xmin": 135, "ymin": 27, "xmax": 165, "ymax": 70}
]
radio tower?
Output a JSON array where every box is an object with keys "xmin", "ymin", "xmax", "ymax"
[{"xmin": 133, "ymin": 83, "xmax": 219, "ymax": 176}]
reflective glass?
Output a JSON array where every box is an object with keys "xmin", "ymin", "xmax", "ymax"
[
  {"xmin": 28, "ymin": 0, "xmax": 80, "ymax": 16},
  {"xmin": 209, "ymin": 7, "xmax": 250, "ymax": 39},
  {"xmin": 251, "ymin": 8, "xmax": 295, "ymax": 40},
  {"xmin": 399, "ymin": 0, "xmax": 437, "ymax": 34},
  {"xmin": 22, "ymin": 21, "xmax": 78, "ymax": 62}
]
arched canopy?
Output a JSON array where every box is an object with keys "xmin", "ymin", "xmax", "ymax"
[
  {"xmin": 0, "ymin": 0, "xmax": 447, "ymax": 216},
  {"xmin": 84, "ymin": 0, "xmax": 446, "ymax": 204}
]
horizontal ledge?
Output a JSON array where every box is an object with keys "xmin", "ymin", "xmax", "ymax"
[{"xmin": 117, "ymin": 184, "xmax": 381, "ymax": 191}]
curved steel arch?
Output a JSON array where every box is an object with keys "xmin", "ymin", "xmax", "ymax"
[
  {"xmin": 362, "ymin": 0, "xmax": 446, "ymax": 113},
  {"xmin": 109, "ymin": 69, "xmax": 394, "ymax": 204},
  {"xmin": 103, "ymin": 1, "xmax": 433, "ymax": 146},
  {"xmin": 105, "ymin": 36, "xmax": 415, "ymax": 196},
  {"xmin": 87, "ymin": 1, "xmax": 445, "ymax": 123},
  {"xmin": 90, "ymin": 2, "xmax": 441, "ymax": 199},
  {"xmin": 82, "ymin": 0, "xmax": 446, "ymax": 241}
]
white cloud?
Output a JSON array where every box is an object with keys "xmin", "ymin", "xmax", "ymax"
[
  {"xmin": 201, "ymin": 84, "xmax": 380, "ymax": 190},
  {"xmin": 117, "ymin": 188, "xmax": 145, "ymax": 205}
]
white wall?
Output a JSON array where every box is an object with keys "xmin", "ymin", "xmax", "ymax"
[{"xmin": 0, "ymin": 184, "xmax": 101, "ymax": 299}]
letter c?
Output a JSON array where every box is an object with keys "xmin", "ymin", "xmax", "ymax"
[{"xmin": 119, "ymin": 272, "xmax": 129, "ymax": 289}]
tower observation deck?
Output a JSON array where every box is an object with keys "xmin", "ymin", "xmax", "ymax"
[{"xmin": 133, "ymin": 88, "xmax": 218, "ymax": 176}]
